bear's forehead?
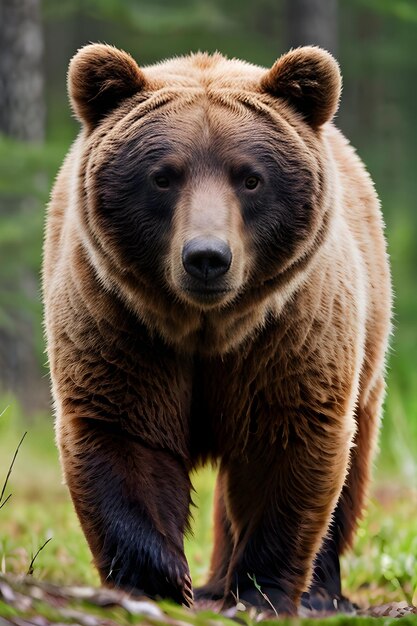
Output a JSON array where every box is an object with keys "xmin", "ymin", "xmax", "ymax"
[
  {"xmin": 94, "ymin": 96, "xmax": 317, "ymax": 188},
  {"xmin": 143, "ymin": 52, "xmax": 265, "ymax": 92},
  {"xmin": 92, "ymin": 89, "xmax": 317, "ymax": 181},
  {"xmin": 91, "ymin": 53, "xmax": 320, "ymax": 174},
  {"xmin": 113, "ymin": 96, "xmax": 288, "ymax": 161}
]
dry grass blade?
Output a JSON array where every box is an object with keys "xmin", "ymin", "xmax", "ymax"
[
  {"xmin": 0, "ymin": 405, "xmax": 10, "ymax": 419},
  {"xmin": 0, "ymin": 431, "xmax": 27, "ymax": 509},
  {"xmin": 0, "ymin": 493, "xmax": 12, "ymax": 510},
  {"xmin": 27, "ymin": 537, "xmax": 53, "ymax": 576},
  {"xmin": 247, "ymin": 574, "xmax": 278, "ymax": 618}
]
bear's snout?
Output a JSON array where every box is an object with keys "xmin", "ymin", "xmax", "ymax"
[{"xmin": 182, "ymin": 237, "xmax": 232, "ymax": 282}]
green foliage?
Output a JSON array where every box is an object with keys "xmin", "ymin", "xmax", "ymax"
[
  {"xmin": 0, "ymin": 136, "xmax": 65, "ymax": 345},
  {"xmin": 350, "ymin": 0, "xmax": 417, "ymax": 24},
  {"xmin": 0, "ymin": 136, "xmax": 65, "ymax": 196},
  {"xmin": 43, "ymin": 0, "xmax": 230, "ymax": 32},
  {"xmin": 345, "ymin": 496, "xmax": 417, "ymax": 606}
]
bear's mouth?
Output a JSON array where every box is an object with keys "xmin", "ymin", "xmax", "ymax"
[{"xmin": 183, "ymin": 286, "xmax": 232, "ymax": 305}]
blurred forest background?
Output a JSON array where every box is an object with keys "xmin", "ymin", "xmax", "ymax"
[{"xmin": 0, "ymin": 0, "xmax": 417, "ymax": 602}]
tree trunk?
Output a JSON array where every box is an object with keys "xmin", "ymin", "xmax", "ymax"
[
  {"xmin": 0, "ymin": 0, "xmax": 45, "ymax": 142},
  {"xmin": 285, "ymin": 0, "xmax": 338, "ymax": 55},
  {"xmin": 0, "ymin": 0, "xmax": 47, "ymax": 412}
]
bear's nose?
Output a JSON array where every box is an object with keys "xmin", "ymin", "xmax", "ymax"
[{"xmin": 182, "ymin": 237, "xmax": 232, "ymax": 281}]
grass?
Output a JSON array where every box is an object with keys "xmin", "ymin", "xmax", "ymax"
[{"xmin": 0, "ymin": 398, "xmax": 417, "ymax": 621}]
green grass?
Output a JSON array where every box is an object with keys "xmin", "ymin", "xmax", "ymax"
[{"xmin": 1, "ymin": 398, "xmax": 417, "ymax": 618}]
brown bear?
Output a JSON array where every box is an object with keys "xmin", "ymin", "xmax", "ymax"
[{"xmin": 43, "ymin": 43, "xmax": 392, "ymax": 615}]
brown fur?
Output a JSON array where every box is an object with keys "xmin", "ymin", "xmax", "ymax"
[{"xmin": 43, "ymin": 44, "xmax": 391, "ymax": 614}]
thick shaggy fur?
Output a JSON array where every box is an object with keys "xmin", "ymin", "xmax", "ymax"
[{"xmin": 43, "ymin": 44, "xmax": 391, "ymax": 615}]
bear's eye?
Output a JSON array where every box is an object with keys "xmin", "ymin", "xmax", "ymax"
[
  {"xmin": 154, "ymin": 175, "xmax": 170, "ymax": 189},
  {"xmin": 244, "ymin": 175, "xmax": 260, "ymax": 190}
]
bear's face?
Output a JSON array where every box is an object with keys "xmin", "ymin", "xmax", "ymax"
[{"xmin": 69, "ymin": 45, "xmax": 341, "ymax": 351}]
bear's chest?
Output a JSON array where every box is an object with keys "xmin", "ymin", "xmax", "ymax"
[{"xmin": 188, "ymin": 333, "xmax": 295, "ymax": 461}]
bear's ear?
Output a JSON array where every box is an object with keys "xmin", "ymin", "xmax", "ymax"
[
  {"xmin": 68, "ymin": 43, "xmax": 146, "ymax": 129},
  {"xmin": 260, "ymin": 46, "xmax": 341, "ymax": 129}
]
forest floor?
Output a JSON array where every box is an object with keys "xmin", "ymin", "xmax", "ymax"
[
  {"xmin": 0, "ymin": 574, "xmax": 417, "ymax": 626},
  {"xmin": 1, "ymin": 571, "xmax": 417, "ymax": 626}
]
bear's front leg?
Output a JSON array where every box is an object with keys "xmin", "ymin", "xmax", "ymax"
[
  {"xmin": 223, "ymin": 411, "xmax": 354, "ymax": 616},
  {"xmin": 58, "ymin": 416, "xmax": 193, "ymax": 606}
]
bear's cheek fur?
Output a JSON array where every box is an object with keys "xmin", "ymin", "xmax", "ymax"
[
  {"xmin": 88, "ymin": 155, "xmax": 175, "ymax": 285},
  {"xmin": 243, "ymin": 149, "xmax": 324, "ymax": 284}
]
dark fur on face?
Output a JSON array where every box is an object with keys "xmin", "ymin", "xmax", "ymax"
[{"xmin": 85, "ymin": 96, "xmax": 326, "ymax": 317}]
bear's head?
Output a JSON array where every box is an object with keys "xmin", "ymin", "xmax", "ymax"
[{"xmin": 68, "ymin": 44, "xmax": 341, "ymax": 353}]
